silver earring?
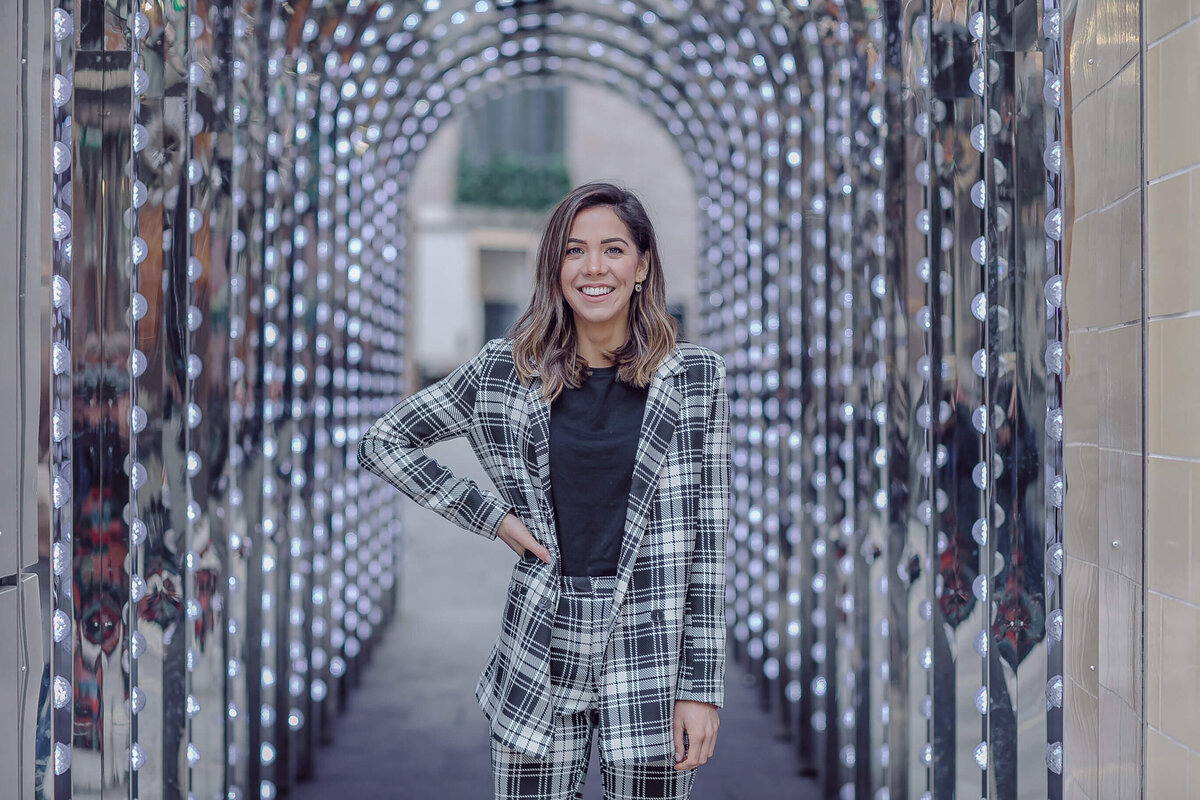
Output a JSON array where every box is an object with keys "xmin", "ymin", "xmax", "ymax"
[{"xmin": 634, "ymin": 282, "xmax": 643, "ymax": 293}]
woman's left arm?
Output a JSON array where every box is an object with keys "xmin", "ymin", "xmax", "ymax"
[{"xmin": 673, "ymin": 356, "xmax": 730, "ymax": 769}]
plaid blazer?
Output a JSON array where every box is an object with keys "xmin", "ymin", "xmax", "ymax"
[{"xmin": 358, "ymin": 338, "xmax": 730, "ymax": 765}]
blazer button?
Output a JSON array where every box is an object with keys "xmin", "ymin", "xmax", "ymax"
[{"xmin": 537, "ymin": 598, "xmax": 551, "ymax": 611}]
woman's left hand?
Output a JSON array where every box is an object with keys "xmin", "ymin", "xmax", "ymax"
[{"xmin": 672, "ymin": 700, "xmax": 719, "ymax": 770}]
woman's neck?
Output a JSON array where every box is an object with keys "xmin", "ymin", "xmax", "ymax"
[{"xmin": 574, "ymin": 323, "xmax": 626, "ymax": 367}]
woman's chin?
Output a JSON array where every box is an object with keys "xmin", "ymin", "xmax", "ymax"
[{"xmin": 571, "ymin": 308, "xmax": 630, "ymax": 334}]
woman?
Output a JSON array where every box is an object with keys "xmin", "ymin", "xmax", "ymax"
[{"xmin": 358, "ymin": 182, "xmax": 729, "ymax": 800}]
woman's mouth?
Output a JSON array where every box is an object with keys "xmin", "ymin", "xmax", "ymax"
[{"xmin": 579, "ymin": 285, "xmax": 615, "ymax": 299}]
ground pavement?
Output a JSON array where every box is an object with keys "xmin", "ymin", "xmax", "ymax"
[{"xmin": 291, "ymin": 439, "xmax": 819, "ymax": 800}]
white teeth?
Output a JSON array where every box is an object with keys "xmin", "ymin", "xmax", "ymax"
[{"xmin": 581, "ymin": 286, "xmax": 614, "ymax": 297}]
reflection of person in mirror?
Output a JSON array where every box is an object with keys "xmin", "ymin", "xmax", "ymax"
[{"xmin": 360, "ymin": 183, "xmax": 730, "ymax": 799}]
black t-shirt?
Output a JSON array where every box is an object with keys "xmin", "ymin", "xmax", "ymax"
[{"xmin": 548, "ymin": 366, "xmax": 649, "ymax": 577}]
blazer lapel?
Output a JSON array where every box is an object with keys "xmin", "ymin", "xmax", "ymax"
[
  {"xmin": 523, "ymin": 375, "xmax": 559, "ymax": 558},
  {"xmin": 606, "ymin": 347, "xmax": 686, "ymax": 624}
]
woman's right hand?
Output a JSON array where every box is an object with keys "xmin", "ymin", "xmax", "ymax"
[{"xmin": 496, "ymin": 513, "xmax": 553, "ymax": 564}]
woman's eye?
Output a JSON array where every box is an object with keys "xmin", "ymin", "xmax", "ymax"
[
  {"xmin": 606, "ymin": 247, "xmax": 623, "ymax": 255},
  {"xmin": 566, "ymin": 247, "xmax": 583, "ymax": 256}
]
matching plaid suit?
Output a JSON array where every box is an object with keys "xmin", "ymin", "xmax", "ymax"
[{"xmin": 357, "ymin": 338, "xmax": 730, "ymax": 773}]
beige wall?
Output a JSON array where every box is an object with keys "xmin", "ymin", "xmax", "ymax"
[
  {"xmin": 1143, "ymin": 2, "xmax": 1200, "ymax": 796},
  {"xmin": 1064, "ymin": 0, "xmax": 1200, "ymax": 796},
  {"xmin": 1063, "ymin": 0, "xmax": 1143, "ymax": 794},
  {"xmin": 409, "ymin": 119, "xmax": 482, "ymax": 375},
  {"xmin": 564, "ymin": 83, "xmax": 699, "ymax": 335}
]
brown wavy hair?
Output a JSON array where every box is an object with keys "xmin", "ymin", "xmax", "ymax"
[{"xmin": 510, "ymin": 182, "xmax": 677, "ymax": 400}]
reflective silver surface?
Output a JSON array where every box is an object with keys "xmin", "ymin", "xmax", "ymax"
[
  {"xmin": 131, "ymin": 1, "xmax": 192, "ymax": 795},
  {"xmin": 70, "ymin": 47, "xmax": 134, "ymax": 797},
  {"xmin": 5, "ymin": 0, "xmax": 1072, "ymax": 797},
  {"xmin": 0, "ymin": 577, "xmax": 43, "ymax": 798},
  {"xmin": 3, "ymin": 1, "xmax": 48, "ymax": 796}
]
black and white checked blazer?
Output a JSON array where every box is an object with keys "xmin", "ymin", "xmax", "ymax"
[{"xmin": 358, "ymin": 338, "xmax": 730, "ymax": 765}]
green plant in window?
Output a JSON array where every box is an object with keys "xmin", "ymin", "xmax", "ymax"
[{"xmin": 455, "ymin": 153, "xmax": 571, "ymax": 210}]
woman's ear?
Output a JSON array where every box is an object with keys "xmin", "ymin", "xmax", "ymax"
[{"xmin": 636, "ymin": 254, "xmax": 650, "ymax": 284}]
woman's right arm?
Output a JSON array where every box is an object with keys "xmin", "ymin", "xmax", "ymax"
[{"xmin": 357, "ymin": 341, "xmax": 513, "ymax": 540}]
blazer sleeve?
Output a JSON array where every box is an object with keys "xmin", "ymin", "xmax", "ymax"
[
  {"xmin": 357, "ymin": 340, "xmax": 513, "ymax": 540},
  {"xmin": 675, "ymin": 356, "xmax": 730, "ymax": 706}
]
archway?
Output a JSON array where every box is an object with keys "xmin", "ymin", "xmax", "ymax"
[{"xmin": 16, "ymin": 0, "xmax": 1068, "ymax": 798}]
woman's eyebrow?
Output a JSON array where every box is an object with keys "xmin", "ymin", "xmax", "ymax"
[{"xmin": 565, "ymin": 236, "xmax": 629, "ymax": 245}]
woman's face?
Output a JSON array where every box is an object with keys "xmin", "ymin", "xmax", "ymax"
[{"xmin": 559, "ymin": 205, "xmax": 648, "ymax": 340}]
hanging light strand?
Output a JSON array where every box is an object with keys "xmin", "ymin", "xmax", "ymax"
[
  {"xmin": 1043, "ymin": 0, "xmax": 1067, "ymax": 786},
  {"xmin": 48, "ymin": 0, "xmax": 76, "ymax": 790}
]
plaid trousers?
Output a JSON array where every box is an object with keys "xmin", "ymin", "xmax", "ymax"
[{"xmin": 490, "ymin": 576, "xmax": 698, "ymax": 800}]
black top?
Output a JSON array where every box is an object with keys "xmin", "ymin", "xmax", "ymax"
[{"xmin": 548, "ymin": 366, "xmax": 649, "ymax": 577}]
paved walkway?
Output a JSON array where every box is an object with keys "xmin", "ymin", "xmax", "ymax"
[{"xmin": 292, "ymin": 440, "xmax": 819, "ymax": 799}]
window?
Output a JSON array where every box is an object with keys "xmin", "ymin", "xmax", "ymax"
[
  {"xmin": 484, "ymin": 302, "xmax": 520, "ymax": 341},
  {"xmin": 456, "ymin": 86, "xmax": 570, "ymax": 210},
  {"xmin": 479, "ymin": 247, "xmax": 531, "ymax": 340}
]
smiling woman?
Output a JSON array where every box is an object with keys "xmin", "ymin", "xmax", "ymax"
[{"xmin": 357, "ymin": 181, "xmax": 730, "ymax": 798}]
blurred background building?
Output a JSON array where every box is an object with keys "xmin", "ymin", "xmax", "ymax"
[{"xmin": 4, "ymin": 1, "xmax": 1200, "ymax": 799}]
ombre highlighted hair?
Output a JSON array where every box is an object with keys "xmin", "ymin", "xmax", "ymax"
[{"xmin": 510, "ymin": 182, "xmax": 677, "ymax": 400}]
